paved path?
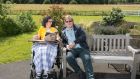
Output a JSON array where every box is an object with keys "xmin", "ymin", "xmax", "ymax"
[
  {"xmin": 0, "ymin": 60, "xmax": 30, "ymax": 79},
  {"xmin": 0, "ymin": 60, "xmax": 140, "ymax": 79}
]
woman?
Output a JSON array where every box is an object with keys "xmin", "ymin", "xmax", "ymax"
[{"xmin": 32, "ymin": 16, "xmax": 60, "ymax": 79}]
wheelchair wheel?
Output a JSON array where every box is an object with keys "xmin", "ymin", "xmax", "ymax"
[
  {"xmin": 58, "ymin": 68, "xmax": 63, "ymax": 79},
  {"xmin": 30, "ymin": 69, "xmax": 36, "ymax": 79},
  {"xmin": 48, "ymin": 71, "xmax": 57, "ymax": 79}
]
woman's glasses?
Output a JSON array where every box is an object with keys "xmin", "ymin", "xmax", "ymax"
[
  {"xmin": 65, "ymin": 20, "xmax": 72, "ymax": 23},
  {"xmin": 48, "ymin": 20, "xmax": 53, "ymax": 23}
]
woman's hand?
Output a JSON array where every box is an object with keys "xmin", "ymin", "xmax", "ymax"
[
  {"xmin": 56, "ymin": 33, "xmax": 61, "ymax": 41},
  {"xmin": 32, "ymin": 35, "xmax": 40, "ymax": 40}
]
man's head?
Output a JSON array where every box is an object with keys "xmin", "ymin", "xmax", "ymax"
[{"xmin": 64, "ymin": 15, "xmax": 74, "ymax": 28}]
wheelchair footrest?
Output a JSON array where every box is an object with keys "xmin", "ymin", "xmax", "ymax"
[{"xmin": 47, "ymin": 70, "xmax": 57, "ymax": 79}]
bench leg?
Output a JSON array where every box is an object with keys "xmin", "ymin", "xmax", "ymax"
[
  {"xmin": 131, "ymin": 61, "xmax": 137, "ymax": 79},
  {"xmin": 63, "ymin": 48, "xmax": 67, "ymax": 78}
]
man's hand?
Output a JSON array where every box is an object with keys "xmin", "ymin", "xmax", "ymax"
[{"xmin": 66, "ymin": 42, "xmax": 75, "ymax": 50}]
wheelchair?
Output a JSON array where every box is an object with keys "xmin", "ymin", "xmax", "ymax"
[{"xmin": 29, "ymin": 41, "xmax": 64, "ymax": 79}]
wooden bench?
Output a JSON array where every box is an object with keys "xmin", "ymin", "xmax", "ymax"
[{"xmin": 62, "ymin": 34, "xmax": 140, "ymax": 79}]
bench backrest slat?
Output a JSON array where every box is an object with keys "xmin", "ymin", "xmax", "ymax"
[{"xmin": 92, "ymin": 34, "xmax": 131, "ymax": 53}]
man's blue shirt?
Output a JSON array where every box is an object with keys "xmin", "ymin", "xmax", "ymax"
[{"xmin": 65, "ymin": 27, "xmax": 81, "ymax": 48}]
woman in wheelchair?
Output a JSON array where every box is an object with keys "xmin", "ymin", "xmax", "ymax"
[{"xmin": 32, "ymin": 16, "xmax": 60, "ymax": 79}]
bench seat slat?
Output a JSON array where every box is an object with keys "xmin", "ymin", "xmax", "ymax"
[{"xmin": 91, "ymin": 51, "xmax": 132, "ymax": 56}]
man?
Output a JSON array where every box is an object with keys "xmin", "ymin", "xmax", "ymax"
[{"xmin": 61, "ymin": 15, "xmax": 94, "ymax": 79}]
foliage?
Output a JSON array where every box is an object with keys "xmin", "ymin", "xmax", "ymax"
[
  {"xmin": 5, "ymin": 1, "xmax": 12, "ymax": 4},
  {"xmin": 17, "ymin": 12, "xmax": 37, "ymax": 33},
  {"xmin": 94, "ymin": 26, "xmax": 129, "ymax": 35},
  {"xmin": 47, "ymin": 5, "xmax": 64, "ymax": 32},
  {"xmin": 0, "ymin": 3, "xmax": 20, "ymax": 36},
  {"xmin": 101, "ymin": 8, "xmax": 125, "ymax": 26},
  {"xmin": 76, "ymin": 0, "xmax": 89, "ymax": 4},
  {"xmin": 61, "ymin": 0, "xmax": 70, "ymax": 4},
  {"xmin": 93, "ymin": 8, "xmax": 130, "ymax": 35},
  {"xmin": 1, "ymin": 0, "xmax": 140, "ymax": 4},
  {"xmin": 0, "ymin": 3, "xmax": 8, "ymax": 17},
  {"xmin": 0, "ymin": 3, "xmax": 9, "ymax": 36},
  {"xmin": 43, "ymin": 0, "xmax": 51, "ymax": 4},
  {"xmin": 1, "ymin": 17, "xmax": 20, "ymax": 36},
  {"xmin": 69, "ymin": 0, "xmax": 78, "ymax": 4},
  {"xmin": 0, "ymin": 3, "xmax": 37, "ymax": 36},
  {"xmin": 28, "ymin": 0, "xmax": 34, "ymax": 3}
]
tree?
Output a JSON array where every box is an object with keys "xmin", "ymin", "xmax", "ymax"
[
  {"xmin": 69, "ymin": 0, "xmax": 77, "ymax": 4},
  {"xmin": 47, "ymin": 5, "xmax": 64, "ymax": 32},
  {"xmin": 88, "ymin": 0, "xmax": 94, "ymax": 3},
  {"xmin": 76, "ymin": 0, "xmax": 89, "ymax": 4},
  {"xmin": 0, "ymin": 0, "xmax": 4, "ymax": 3},
  {"xmin": 28, "ymin": 0, "xmax": 34, "ymax": 3},
  {"xmin": 43, "ymin": 0, "xmax": 51, "ymax": 4},
  {"xmin": 5, "ymin": 1, "xmax": 12, "ymax": 4},
  {"xmin": 34, "ymin": 0, "xmax": 44, "ymax": 4},
  {"xmin": 61, "ymin": 0, "xmax": 70, "ymax": 4}
]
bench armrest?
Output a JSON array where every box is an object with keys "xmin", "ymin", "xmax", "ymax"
[
  {"xmin": 127, "ymin": 45, "xmax": 140, "ymax": 54},
  {"xmin": 61, "ymin": 47, "xmax": 67, "ymax": 78}
]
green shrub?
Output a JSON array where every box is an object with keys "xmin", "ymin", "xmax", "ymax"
[
  {"xmin": 101, "ymin": 8, "xmax": 125, "ymax": 26},
  {"xmin": 93, "ymin": 8, "xmax": 129, "ymax": 35},
  {"xmin": 0, "ymin": 25, "xmax": 5, "ymax": 36},
  {"xmin": 94, "ymin": 26, "xmax": 129, "ymax": 35},
  {"xmin": 47, "ymin": 5, "xmax": 64, "ymax": 32},
  {"xmin": 117, "ymin": 26, "xmax": 130, "ymax": 34},
  {"xmin": 0, "ymin": 4, "xmax": 37, "ymax": 36},
  {"xmin": 0, "ymin": 3, "xmax": 8, "ymax": 36},
  {"xmin": 1, "ymin": 17, "xmax": 20, "ymax": 36},
  {"xmin": 6, "ymin": 1, "xmax": 12, "ymax": 4},
  {"xmin": 0, "ymin": 3, "xmax": 8, "ymax": 17},
  {"xmin": 17, "ymin": 12, "xmax": 37, "ymax": 33}
]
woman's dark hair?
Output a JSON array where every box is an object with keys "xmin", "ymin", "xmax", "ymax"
[
  {"xmin": 42, "ymin": 16, "xmax": 52, "ymax": 27},
  {"xmin": 51, "ymin": 20, "xmax": 56, "ymax": 27}
]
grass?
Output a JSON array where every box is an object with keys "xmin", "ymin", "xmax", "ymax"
[
  {"xmin": 32, "ymin": 15, "xmax": 43, "ymax": 26},
  {"xmin": 0, "ymin": 32, "xmax": 36, "ymax": 64},
  {"xmin": 10, "ymin": 15, "xmax": 140, "ymax": 25},
  {"xmin": 73, "ymin": 16, "xmax": 102, "ymax": 24},
  {"xmin": 125, "ymin": 16, "xmax": 140, "ymax": 22},
  {"xmin": 9, "ymin": 4, "xmax": 140, "ymax": 11},
  {"xmin": 0, "ymin": 15, "xmax": 140, "ymax": 64}
]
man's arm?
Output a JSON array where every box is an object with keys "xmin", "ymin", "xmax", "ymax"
[
  {"xmin": 61, "ymin": 32, "xmax": 67, "ymax": 48},
  {"xmin": 74, "ymin": 27, "xmax": 87, "ymax": 44}
]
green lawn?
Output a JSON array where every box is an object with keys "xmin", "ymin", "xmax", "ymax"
[
  {"xmin": 125, "ymin": 16, "xmax": 140, "ymax": 22},
  {"xmin": 0, "ymin": 15, "xmax": 140, "ymax": 64},
  {"xmin": 0, "ymin": 32, "xmax": 35, "ymax": 64},
  {"xmin": 32, "ymin": 15, "xmax": 140, "ymax": 25}
]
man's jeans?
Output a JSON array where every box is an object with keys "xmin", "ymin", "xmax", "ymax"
[{"xmin": 66, "ymin": 48, "xmax": 94, "ymax": 79}]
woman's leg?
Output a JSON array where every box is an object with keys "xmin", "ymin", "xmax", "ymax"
[
  {"xmin": 33, "ymin": 46, "xmax": 43, "ymax": 79},
  {"xmin": 43, "ymin": 44, "xmax": 58, "ymax": 78}
]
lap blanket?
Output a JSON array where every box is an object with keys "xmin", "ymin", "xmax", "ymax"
[{"xmin": 32, "ymin": 43, "xmax": 57, "ymax": 74}]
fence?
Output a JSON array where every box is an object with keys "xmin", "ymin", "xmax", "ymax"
[
  {"xmin": 8, "ymin": 10, "xmax": 140, "ymax": 16},
  {"xmin": 123, "ymin": 10, "xmax": 140, "ymax": 16}
]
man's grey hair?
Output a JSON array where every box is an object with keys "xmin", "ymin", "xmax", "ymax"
[{"xmin": 64, "ymin": 15, "xmax": 73, "ymax": 21}]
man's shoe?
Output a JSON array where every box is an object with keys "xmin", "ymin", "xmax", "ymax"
[{"xmin": 78, "ymin": 71, "xmax": 86, "ymax": 79}]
